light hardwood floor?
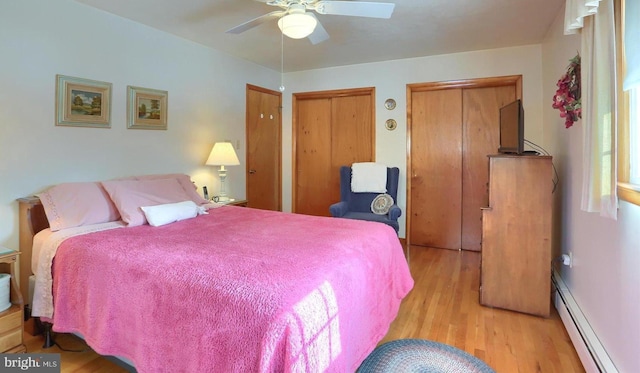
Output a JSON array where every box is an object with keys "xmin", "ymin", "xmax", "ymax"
[
  {"xmin": 381, "ymin": 246, "xmax": 585, "ymax": 373},
  {"xmin": 24, "ymin": 332, "xmax": 129, "ymax": 372},
  {"xmin": 24, "ymin": 246, "xmax": 584, "ymax": 372}
]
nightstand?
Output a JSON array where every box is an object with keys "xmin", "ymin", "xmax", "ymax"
[
  {"xmin": 216, "ymin": 199, "xmax": 248, "ymax": 207},
  {"xmin": 0, "ymin": 249, "xmax": 25, "ymax": 353}
]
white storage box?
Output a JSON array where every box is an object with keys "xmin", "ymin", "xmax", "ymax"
[{"xmin": 0, "ymin": 273, "xmax": 12, "ymax": 312}]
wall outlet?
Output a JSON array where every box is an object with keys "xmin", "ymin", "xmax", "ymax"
[
  {"xmin": 562, "ymin": 253, "xmax": 573, "ymax": 267},
  {"xmin": 569, "ymin": 252, "xmax": 573, "ymax": 268}
]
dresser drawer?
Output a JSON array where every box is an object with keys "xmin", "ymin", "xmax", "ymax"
[
  {"xmin": 0, "ymin": 329, "xmax": 22, "ymax": 352},
  {"xmin": 0, "ymin": 305, "xmax": 22, "ymax": 353},
  {"xmin": 0, "ymin": 306, "xmax": 21, "ymax": 335}
]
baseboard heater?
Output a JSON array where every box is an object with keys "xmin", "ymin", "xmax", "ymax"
[{"xmin": 552, "ymin": 271, "xmax": 618, "ymax": 373}]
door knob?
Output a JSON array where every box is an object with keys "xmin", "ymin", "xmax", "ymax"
[{"xmin": 249, "ymin": 169, "xmax": 257, "ymax": 174}]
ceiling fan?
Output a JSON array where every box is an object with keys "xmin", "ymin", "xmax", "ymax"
[{"xmin": 226, "ymin": 0, "xmax": 396, "ymax": 44}]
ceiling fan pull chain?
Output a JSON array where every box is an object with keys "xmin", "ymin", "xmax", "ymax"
[{"xmin": 279, "ymin": 26, "xmax": 285, "ymax": 92}]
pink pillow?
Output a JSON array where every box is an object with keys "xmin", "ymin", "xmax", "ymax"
[
  {"xmin": 101, "ymin": 178, "xmax": 194, "ymax": 226},
  {"xmin": 134, "ymin": 174, "xmax": 209, "ymax": 205},
  {"xmin": 38, "ymin": 182, "xmax": 121, "ymax": 231}
]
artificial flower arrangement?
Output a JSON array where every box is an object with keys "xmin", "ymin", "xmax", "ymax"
[{"xmin": 553, "ymin": 54, "xmax": 582, "ymax": 128}]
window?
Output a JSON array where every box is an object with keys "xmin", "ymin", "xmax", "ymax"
[{"xmin": 617, "ymin": 0, "xmax": 640, "ymax": 206}]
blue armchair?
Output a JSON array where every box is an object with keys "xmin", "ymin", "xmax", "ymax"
[{"xmin": 329, "ymin": 165, "xmax": 401, "ymax": 233}]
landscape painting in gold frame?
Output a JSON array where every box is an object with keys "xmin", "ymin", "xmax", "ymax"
[
  {"xmin": 127, "ymin": 86, "xmax": 168, "ymax": 130},
  {"xmin": 56, "ymin": 75, "xmax": 111, "ymax": 128}
]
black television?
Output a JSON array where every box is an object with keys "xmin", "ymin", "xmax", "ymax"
[{"xmin": 498, "ymin": 99, "xmax": 524, "ymax": 154}]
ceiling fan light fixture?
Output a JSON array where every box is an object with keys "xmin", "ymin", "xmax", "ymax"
[{"xmin": 277, "ymin": 12, "xmax": 317, "ymax": 39}]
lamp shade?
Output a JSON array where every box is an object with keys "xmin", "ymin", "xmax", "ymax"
[
  {"xmin": 278, "ymin": 12, "xmax": 317, "ymax": 39},
  {"xmin": 206, "ymin": 142, "xmax": 240, "ymax": 166}
]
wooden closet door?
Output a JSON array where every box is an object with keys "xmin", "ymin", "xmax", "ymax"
[
  {"xmin": 461, "ymin": 86, "xmax": 516, "ymax": 251},
  {"xmin": 410, "ymin": 89, "xmax": 463, "ymax": 249},
  {"xmin": 295, "ymin": 98, "xmax": 332, "ymax": 216},
  {"xmin": 330, "ymin": 94, "xmax": 374, "ymax": 201},
  {"xmin": 408, "ymin": 76, "xmax": 522, "ymax": 251},
  {"xmin": 293, "ymin": 88, "xmax": 374, "ymax": 217}
]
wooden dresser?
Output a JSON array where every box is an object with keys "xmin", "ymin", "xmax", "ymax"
[
  {"xmin": 480, "ymin": 154, "xmax": 553, "ymax": 317},
  {"xmin": 0, "ymin": 250, "xmax": 26, "ymax": 352}
]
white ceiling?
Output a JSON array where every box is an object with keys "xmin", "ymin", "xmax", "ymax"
[{"xmin": 75, "ymin": 0, "xmax": 564, "ymax": 72}]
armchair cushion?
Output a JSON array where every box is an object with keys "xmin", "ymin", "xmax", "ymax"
[{"xmin": 340, "ymin": 212, "xmax": 400, "ymax": 233}]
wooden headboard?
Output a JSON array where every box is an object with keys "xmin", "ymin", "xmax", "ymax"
[{"xmin": 17, "ymin": 196, "xmax": 49, "ymax": 305}]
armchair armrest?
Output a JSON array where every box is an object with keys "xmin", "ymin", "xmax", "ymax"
[
  {"xmin": 329, "ymin": 201, "xmax": 349, "ymax": 217},
  {"xmin": 388, "ymin": 204, "xmax": 402, "ymax": 220}
]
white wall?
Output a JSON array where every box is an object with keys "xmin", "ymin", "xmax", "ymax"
[
  {"xmin": 0, "ymin": 1, "xmax": 278, "ymax": 249},
  {"xmin": 542, "ymin": 6, "xmax": 640, "ymax": 373},
  {"xmin": 6, "ymin": 3, "xmax": 637, "ymax": 370},
  {"xmin": 280, "ymin": 45, "xmax": 545, "ymax": 238}
]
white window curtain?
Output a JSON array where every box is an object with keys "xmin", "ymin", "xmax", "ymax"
[
  {"xmin": 565, "ymin": 0, "xmax": 618, "ymax": 219},
  {"xmin": 564, "ymin": 0, "xmax": 601, "ymax": 33}
]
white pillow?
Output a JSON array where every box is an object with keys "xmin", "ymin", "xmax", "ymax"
[{"xmin": 140, "ymin": 201, "xmax": 207, "ymax": 227}]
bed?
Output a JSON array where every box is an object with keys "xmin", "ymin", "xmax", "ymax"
[{"xmin": 18, "ymin": 174, "xmax": 413, "ymax": 373}]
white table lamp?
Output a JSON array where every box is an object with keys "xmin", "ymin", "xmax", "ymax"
[{"xmin": 206, "ymin": 142, "xmax": 240, "ymax": 201}]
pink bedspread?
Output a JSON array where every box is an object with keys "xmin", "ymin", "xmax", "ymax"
[{"xmin": 50, "ymin": 206, "xmax": 413, "ymax": 372}]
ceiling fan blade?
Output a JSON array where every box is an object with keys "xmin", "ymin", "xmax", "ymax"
[
  {"xmin": 314, "ymin": 1, "xmax": 395, "ymax": 19},
  {"xmin": 308, "ymin": 15, "xmax": 329, "ymax": 45},
  {"xmin": 225, "ymin": 10, "xmax": 285, "ymax": 34}
]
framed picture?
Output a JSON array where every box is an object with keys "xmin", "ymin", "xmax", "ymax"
[
  {"xmin": 55, "ymin": 75, "xmax": 112, "ymax": 128},
  {"xmin": 127, "ymin": 86, "xmax": 168, "ymax": 130}
]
